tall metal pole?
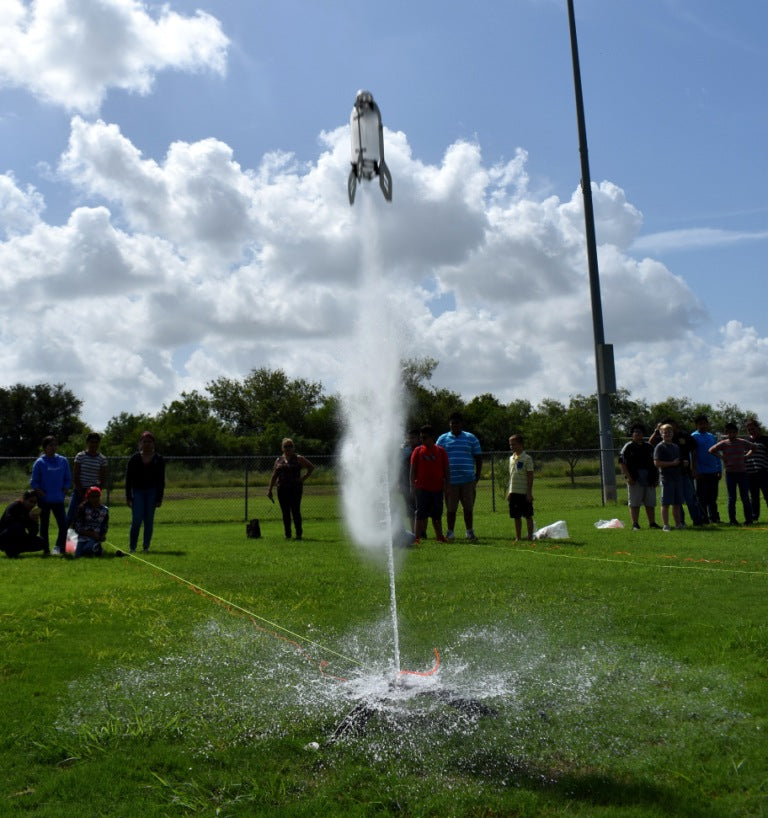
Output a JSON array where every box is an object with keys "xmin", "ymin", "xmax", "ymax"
[{"xmin": 567, "ymin": 0, "xmax": 617, "ymax": 502}]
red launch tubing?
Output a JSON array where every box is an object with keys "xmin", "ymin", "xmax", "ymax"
[{"xmin": 399, "ymin": 647, "xmax": 441, "ymax": 677}]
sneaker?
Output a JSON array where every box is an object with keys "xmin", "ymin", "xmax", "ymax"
[
  {"xmin": 649, "ymin": 522, "xmax": 661, "ymax": 529},
  {"xmin": 52, "ymin": 546, "xmax": 61, "ymax": 555},
  {"xmin": 466, "ymin": 530, "xmax": 477, "ymax": 542},
  {"xmin": 662, "ymin": 525, "xmax": 671, "ymax": 532},
  {"xmin": 445, "ymin": 530, "xmax": 455, "ymax": 541},
  {"xmin": 632, "ymin": 523, "xmax": 641, "ymax": 531},
  {"xmin": 435, "ymin": 536, "xmax": 447, "ymax": 543},
  {"xmin": 676, "ymin": 523, "xmax": 686, "ymax": 530}
]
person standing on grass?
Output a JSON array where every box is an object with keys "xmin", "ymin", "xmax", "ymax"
[
  {"xmin": 267, "ymin": 438, "xmax": 314, "ymax": 540},
  {"xmin": 653, "ymin": 424, "xmax": 684, "ymax": 531},
  {"xmin": 709, "ymin": 422, "xmax": 756, "ymax": 526},
  {"xmin": 650, "ymin": 418, "xmax": 702, "ymax": 526},
  {"xmin": 30, "ymin": 435, "xmax": 72, "ymax": 555},
  {"xmin": 72, "ymin": 486, "xmax": 109, "ymax": 557},
  {"xmin": 691, "ymin": 414, "xmax": 722, "ymax": 524},
  {"xmin": 125, "ymin": 431, "xmax": 165, "ymax": 553},
  {"xmin": 745, "ymin": 418, "xmax": 768, "ymax": 523},
  {"xmin": 0, "ymin": 490, "xmax": 48, "ymax": 558},
  {"xmin": 399, "ymin": 428, "xmax": 420, "ymax": 530},
  {"xmin": 507, "ymin": 434, "xmax": 534, "ymax": 541},
  {"xmin": 409, "ymin": 425, "xmax": 450, "ymax": 543},
  {"xmin": 436, "ymin": 412, "xmax": 483, "ymax": 542},
  {"xmin": 67, "ymin": 432, "xmax": 108, "ymax": 526},
  {"xmin": 619, "ymin": 424, "xmax": 660, "ymax": 531}
]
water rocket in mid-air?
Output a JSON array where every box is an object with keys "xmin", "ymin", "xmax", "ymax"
[{"xmin": 348, "ymin": 90, "xmax": 392, "ymax": 205}]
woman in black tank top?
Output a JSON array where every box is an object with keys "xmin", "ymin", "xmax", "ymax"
[{"xmin": 267, "ymin": 438, "xmax": 315, "ymax": 539}]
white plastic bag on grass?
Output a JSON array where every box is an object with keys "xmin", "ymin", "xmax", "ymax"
[
  {"xmin": 65, "ymin": 527, "xmax": 79, "ymax": 555},
  {"xmin": 594, "ymin": 518, "xmax": 624, "ymax": 529},
  {"xmin": 533, "ymin": 520, "xmax": 570, "ymax": 540}
]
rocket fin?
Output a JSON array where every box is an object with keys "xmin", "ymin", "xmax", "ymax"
[
  {"xmin": 348, "ymin": 168, "xmax": 357, "ymax": 205},
  {"xmin": 378, "ymin": 160, "xmax": 392, "ymax": 202}
]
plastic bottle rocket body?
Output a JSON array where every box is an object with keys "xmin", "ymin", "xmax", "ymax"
[{"xmin": 348, "ymin": 90, "xmax": 392, "ymax": 205}]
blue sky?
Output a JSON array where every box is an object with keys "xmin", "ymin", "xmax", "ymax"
[{"xmin": 0, "ymin": 0, "xmax": 766, "ymax": 429}]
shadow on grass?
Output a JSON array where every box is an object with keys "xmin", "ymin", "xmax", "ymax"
[{"xmin": 458, "ymin": 750, "xmax": 708, "ymax": 816}]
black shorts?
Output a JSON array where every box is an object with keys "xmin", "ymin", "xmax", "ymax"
[
  {"xmin": 415, "ymin": 489, "xmax": 444, "ymax": 520},
  {"xmin": 508, "ymin": 493, "xmax": 534, "ymax": 519}
]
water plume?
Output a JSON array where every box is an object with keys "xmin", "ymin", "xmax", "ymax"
[{"xmin": 338, "ymin": 192, "xmax": 405, "ymax": 673}]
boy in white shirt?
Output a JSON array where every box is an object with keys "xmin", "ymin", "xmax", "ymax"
[{"xmin": 507, "ymin": 434, "xmax": 534, "ymax": 541}]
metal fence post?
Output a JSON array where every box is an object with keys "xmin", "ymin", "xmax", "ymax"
[
  {"xmin": 490, "ymin": 452, "xmax": 496, "ymax": 512},
  {"xmin": 244, "ymin": 460, "xmax": 249, "ymax": 522}
]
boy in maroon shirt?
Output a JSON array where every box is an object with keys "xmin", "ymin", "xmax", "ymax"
[{"xmin": 410, "ymin": 425, "xmax": 450, "ymax": 542}]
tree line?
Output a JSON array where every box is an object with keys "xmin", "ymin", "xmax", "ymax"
[{"xmin": 0, "ymin": 359, "xmax": 760, "ymax": 459}]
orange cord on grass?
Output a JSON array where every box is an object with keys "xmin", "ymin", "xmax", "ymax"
[
  {"xmin": 399, "ymin": 647, "xmax": 441, "ymax": 677},
  {"xmin": 106, "ymin": 541, "xmax": 441, "ymax": 682}
]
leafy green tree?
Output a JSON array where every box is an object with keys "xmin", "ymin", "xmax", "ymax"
[
  {"xmin": 463, "ymin": 394, "xmax": 530, "ymax": 451},
  {"xmin": 206, "ymin": 367, "xmax": 326, "ymax": 451},
  {"xmin": 101, "ymin": 412, "xmax": 154, "ymax": 455},
  {"xmin": 0, "ymin": 383, "xmax": 85, "ymax": 456},
  {"xmin": 608, "ymin": 388, "xmax": 652, "ymax": 438},
  {"xmin": 401, "ymin": 357, "xmax": 463, "ymax": 431},
  {"xmin": 525, "ymin": 396, "xmax": 599, "ymax": 483},
  {"xmin": 302, "ymin": 394, "xmax": 342, "ymax": 454},
  {"xmin": 506, "ymin": 399, "xmax": 534, "ymax": 438},
  {"xmin": 709, "ymin": 401, "xmax": 761, "ymax": 434},
  {"xmin": 153, "ymin": 391, "xmax": 230, "ymax": 456},
  {"xmin": 647, "ymin": 396, "xmax": 700, "ymax": 428}
]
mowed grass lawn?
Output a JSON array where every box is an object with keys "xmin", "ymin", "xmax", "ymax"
[{"xmin": 1, "ymin": 481, "xmax": 767, "ymax": 817}]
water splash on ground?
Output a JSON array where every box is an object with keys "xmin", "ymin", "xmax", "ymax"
[{"xmin": 56, "ymin": 616, "xmax": 749, "ymax": 777}]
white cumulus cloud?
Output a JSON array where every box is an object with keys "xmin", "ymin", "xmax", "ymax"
[
  {"xmin": 0, "ymin": 0, "xmax": 228, "ymax": 113},
  {"xmin": 1, "ymin": 117, "xmax": 767, "ymax": 429}
]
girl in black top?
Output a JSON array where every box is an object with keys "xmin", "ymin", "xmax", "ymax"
[{"xmin": 125, "ymin": 431, "xmax": 165, "ymax": 553}]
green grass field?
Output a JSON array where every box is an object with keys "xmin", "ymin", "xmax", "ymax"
[{"xmin": 2, "ymin": 483, "xmax": 767, "ymax": 817}]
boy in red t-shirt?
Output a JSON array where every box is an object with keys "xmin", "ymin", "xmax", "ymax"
[{"xmin": 409, "ymin": 425, "xmax": 450, "ymax": 542}]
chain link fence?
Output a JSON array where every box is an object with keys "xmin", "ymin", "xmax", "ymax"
[{"xmin": 0, "ymin": 450, "xmax": 610, "ymax": 525}]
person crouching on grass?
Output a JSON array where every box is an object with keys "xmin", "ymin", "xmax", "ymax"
[
  {"xmin": 507, "ymin": 434, "xmax": 534, "ymax": 541},
  {"xmin": 653, "ymin": 423, "xmax": 684, "ymax": 531},
  {"xmin": 409, "ymin": 425, "xmax": 450, "ymax": 543},
  {"xmin": 0, "ymin": 490, "xmax": 48, "ymax": 558},
  {"xmin": 73, "ymin": 486, "xmax": 109, "ymax": 557}
]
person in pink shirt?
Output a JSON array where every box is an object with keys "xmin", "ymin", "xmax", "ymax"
[{"xmin": 709, "ymin": 422, "xmax": 756, "ymax": 526}]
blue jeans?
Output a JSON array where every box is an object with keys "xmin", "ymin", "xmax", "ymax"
[
  {"xmin": 680, "ymin": 475, "xmax": 703, "ymax": 525},
  {"xmin": 695, "ymin": 472, "xmax": 721, "ymax": 523},
  {"xmin": 129, "ymin": 488, "xmax": 157, "ymax": 551},
  {"xmin": 725, "ymin": 472, "xmax": 752, "ymax": 524},
  {"xmin": 748, "ymin": 470, "xmax": 768, "ymax": 520},
  {"xmin": 75, "ymin": 537, "xmax": 103, "ymax": 557},
  {"xmin": 66, "ymin": 490, "xmax": 84, "ymax": 526}
]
